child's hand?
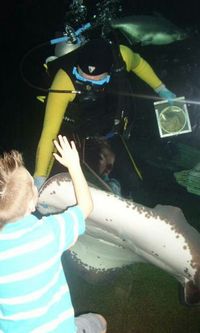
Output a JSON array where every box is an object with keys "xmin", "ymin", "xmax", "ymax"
[
  {"xmin": 53, "ymin": 135, "xmax": 80, "ymax": 170},
  {"xmin": 54, "ymin": 136, "xmax": 93, "ymax": 218}
]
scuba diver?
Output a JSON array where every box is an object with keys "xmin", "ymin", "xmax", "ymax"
[{"xmin": 33, "ymin": 36, "xmax": 176, "ymax": 189}]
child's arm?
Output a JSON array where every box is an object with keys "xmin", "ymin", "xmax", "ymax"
[{"xmin": 53, "ymin": 135, "xmax": 93, "ymax": 218}]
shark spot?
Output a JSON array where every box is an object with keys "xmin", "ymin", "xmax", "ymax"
[
  {"xmin": 183, "ymin": 245, "xmax": 187, "ymax": 250},
  {"xmin": 105, "ymin": 218, "xmax": 112, "ymax": 222},
  {"xmin": 184, "ymin": 268, "xmax": 192, "ymax": 278},
  {"xmin": 151, "ymin": 251, "xmax": 159, "ymax": 257},
  {"xmin": 50, "ymin": 190, "xmax": 56, "ymax": 195}
]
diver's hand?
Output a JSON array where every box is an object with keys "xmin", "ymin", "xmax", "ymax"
[
  {"xmin": 53, "ymin": 135, "xmax": 80, "ymax": 171},
  {"xmin": 155, "ymin": 84, "xmax": 176, "ymax": 104}
]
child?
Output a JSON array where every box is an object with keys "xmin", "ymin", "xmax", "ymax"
[{"xmin": 0, "ymin": 135, "xmax": 107, "ymax": 333}]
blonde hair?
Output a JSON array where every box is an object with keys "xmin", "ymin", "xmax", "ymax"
[{"xmin": 0, "ymin": 150, "xmax": 34, "ymax": 228}]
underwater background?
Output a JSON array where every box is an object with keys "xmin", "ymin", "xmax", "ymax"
[{"xmin": 1, "ymin": 0, "xmax": 200, "ymax": 332}]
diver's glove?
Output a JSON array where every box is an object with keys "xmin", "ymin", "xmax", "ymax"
[
  {"xmin": 155, "ymin": 84, "xmax": 176, "ymax": 104},
  {"xmin": 34, "ymin": 176, "xmax": 47, "ymax": 191},
  {"xmin": 102, "ymin": 174, "xmax": 122, "ymax": 196}
]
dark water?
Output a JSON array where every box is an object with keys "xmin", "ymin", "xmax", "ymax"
[{"xmin": 1, "ymin": 1, "xmax": 200, "ymax": 332}]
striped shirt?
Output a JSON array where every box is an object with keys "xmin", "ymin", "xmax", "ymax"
[{"xmin": 0, "ymin": 205, "xmax": 85, "ymax": 333}]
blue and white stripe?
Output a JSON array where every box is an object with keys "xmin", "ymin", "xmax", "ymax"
[{"xmin": 0, "ymin": 205, "xmax": 85, "ymax": 333}]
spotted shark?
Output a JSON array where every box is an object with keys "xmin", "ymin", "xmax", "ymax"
[
  {"xmin": 37, "ymin": 172, "xmax": 200, "ymax": 306},
  {"xmin": 111, "ymin": 15, "xmax": 188, "ymax": 46}
]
